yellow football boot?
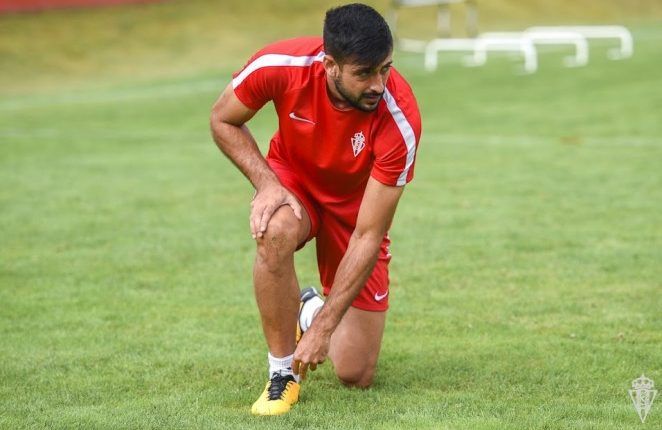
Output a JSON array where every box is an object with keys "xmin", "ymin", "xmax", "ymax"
[{"xmin": 251, "ymin": 372, "xmax": 300, "ymax": 416}]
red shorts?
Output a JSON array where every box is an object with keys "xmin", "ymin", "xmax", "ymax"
[{"xmin": 267, "ymin": 158, "xmax": 391, "ymax": 312}]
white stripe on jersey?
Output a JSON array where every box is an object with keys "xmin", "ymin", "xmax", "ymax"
[
  {"xmin": 232, "ymin": 52, "xmax": 325, "ymax": 89},
  {"xmin": 383, "ymin": 88, "xmax": 417, "ymax": 186}
]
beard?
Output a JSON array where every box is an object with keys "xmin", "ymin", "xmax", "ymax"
[{"xmin": 333, "ymin": 77, "xmax": 383, "ymax": 112}]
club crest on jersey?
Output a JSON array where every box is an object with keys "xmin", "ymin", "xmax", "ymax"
[{"xmin": 351, "ymin": 131, "xmax": 366, "ymax": 157}]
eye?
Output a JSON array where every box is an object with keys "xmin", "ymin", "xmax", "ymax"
[{"xmin": 354, "ymin": 71, "xmax": 371, "ymax": 80}]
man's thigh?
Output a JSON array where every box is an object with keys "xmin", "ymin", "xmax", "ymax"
[
  {"xmin": 266, "ymin": 157, "xmax": 320, "ymax": 247},
  {"xmin": 329, "ymin": 306, "xmax": 386, "ymax": 387}
]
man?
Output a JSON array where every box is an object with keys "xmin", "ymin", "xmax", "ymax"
[{"xmin": 210, "ymin": 3, "xmax": 421, "ymax": 416}]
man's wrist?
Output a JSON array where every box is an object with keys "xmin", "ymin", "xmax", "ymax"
[
  {"xmin": 253, "ymin": 171, "xmax": 280, "ymax": 192},
  {"xmin": 309, "ymin": 307, "xmax": 339, "ymax": 337}
]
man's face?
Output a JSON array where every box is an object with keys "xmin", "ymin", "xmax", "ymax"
[{"xmin": 332, "ymin": 54, "xmax": 393, "ymax": 112}]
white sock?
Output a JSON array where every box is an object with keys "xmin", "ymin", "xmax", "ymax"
[
  {"xmin": 268, "ymin": 352, "xmax": 300, "ymax": 382},
  {"xmin": 299, "ymin": 295, "xmax": 324, "ymax": 332}
]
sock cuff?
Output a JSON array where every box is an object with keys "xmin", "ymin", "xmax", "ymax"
[{"xmin": 268, "ymin": 352, "xmax": 294, "ymax": 368}]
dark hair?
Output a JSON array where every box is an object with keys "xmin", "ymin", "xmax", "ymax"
[{"xmin": 323, "ymin": 3, "xmax": 393, "ymax": 68}]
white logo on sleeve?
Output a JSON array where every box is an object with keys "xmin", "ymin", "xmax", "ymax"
[
  {"xmin": 351, "ymin": 131, "xmax": 366, "ymax": 157},
  {"xmin": 288, "ymin": 112, "xmax": 316, "ymax": 125},
  {"xmin": 374, "ymin": 290, "xmax": 388, "ymax": 301}
]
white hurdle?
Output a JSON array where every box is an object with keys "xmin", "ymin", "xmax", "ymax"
[
  {"xmin": 398, "ymin": 37, "xmax": 429, "ymax": 53},
  {"xmin": 423, "ymin": 38, "xmax": 476, "ymax": 71},
  {"xmin": 420, "ymin": 29, "xmax": 590, "ymax": 72},
  {"xmin": 526, "ymin": 26, "xmax": 633, "ymax": 59},
  {"xmin": 468, "ymin": 32, "xmax": 538, "ymax": 73},
  {"xmin": 522, "ymin": 29, "xmax": 589, "ymax": 67},
  {"xmin": 394, "ymin": 5, "xmax": 633, "ymax": 73}
]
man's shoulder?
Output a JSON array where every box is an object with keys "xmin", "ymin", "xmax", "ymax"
[
  {"xmin": 253, "ymin": 36, "xmax": 324, "ymax": 58},
  {"xmin": 374, "ymin": 67, "xmax": 422, "ymax": 138},
  {"xmin": 232, "ymin": 36, "xmax": 325, "ymax": 99},
  {"xmin": 385, "ymin": 67, "xmax": 416, "ymax": 102}
]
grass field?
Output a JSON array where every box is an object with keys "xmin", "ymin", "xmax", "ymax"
[{"xmin": 1, "ymin": 1, "xmax": 661, "ymax": 429}]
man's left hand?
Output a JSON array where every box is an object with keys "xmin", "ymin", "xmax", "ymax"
[{"xmin": 292, "ymin": 326, "xmax": 330, "ymax": 380}]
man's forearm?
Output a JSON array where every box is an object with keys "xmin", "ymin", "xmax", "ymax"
[
  {"xmin": 210, "ymin": 119, "xmax": 278, "ymax": 190},
  {"xmin": 310, "ymin": 232, "xmax": 383, "ymax": 335}
]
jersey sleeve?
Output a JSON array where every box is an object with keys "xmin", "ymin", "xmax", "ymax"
[
  {"xmin": 370, "ymin": 84, "xmax": 422, "ymax": 187},
  {"xmin": 231, "ymin": 48, "xmax": 289, "ymax": 110}
]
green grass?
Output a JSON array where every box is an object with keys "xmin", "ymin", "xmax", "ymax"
[{"xmin": 1, "ymin": 2, "xmax": 662, "ymax": 429}]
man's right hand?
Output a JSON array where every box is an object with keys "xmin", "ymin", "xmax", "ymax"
[
  {"xmin": 210, "ymin": 84, "xmax": 303, "ymax": 239},
  {"xmin": 250, "ymin": 182, "xmax": 302, "ymax": 239}
]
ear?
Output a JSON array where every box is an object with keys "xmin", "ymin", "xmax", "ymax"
[{"xmin": 323, "ymin": 55, "xmax": 340, "ymax": 78}]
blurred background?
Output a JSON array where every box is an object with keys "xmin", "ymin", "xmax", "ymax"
[
  {"xmin": 2, "ymin": 0, "xmax": 662, "ymax": 93},
  {"xmin": 1, "ymin": 1, "xmax": 661, "ymax": 428}
]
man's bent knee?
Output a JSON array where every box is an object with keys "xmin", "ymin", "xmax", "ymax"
[
  {"xmin": 336, "ymin": 366, "xmax": 376, "ymax": 388},
  {"xmin": 255, "ymin": 209, "xmax": 300, "ymax": 272}
]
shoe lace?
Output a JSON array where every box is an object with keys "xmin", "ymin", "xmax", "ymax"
[{"xmin": 267, "ymin": 372, "xmax": 293, "ymax": 401}]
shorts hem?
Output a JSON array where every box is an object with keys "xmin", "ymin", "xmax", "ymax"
[{"xmin": 322, "ymin": 286, "xmax": 389, "ymax": 312}]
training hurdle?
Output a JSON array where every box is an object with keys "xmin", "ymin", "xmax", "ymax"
[
  {"xmin": 526, "ymin": 26, "xmax": 633, "ymax": 59},
  {"xmin": 415, "ymin": 29, "xmax": 590, "ymax": 72},
  {"xmin": 397, "ymin": 37, "xmax": 429, "ymax": 53},
  {"xmin": 393, "ymin": 2, "xmax": 632, "ymax": 73},
  {"xmin": 467, "ymin": 32, "xmax": 538, "ymax": 74},
  {"xmin": 423, "ymin": 38, "xmax": 476, "ymax": 71},
  {"xmin": 421, "ymin": 33, "xmax": 537, "ymax": 73},
  {"xmin": 522, "ymin": 29, "xmax": 589, "ymax": 67}
]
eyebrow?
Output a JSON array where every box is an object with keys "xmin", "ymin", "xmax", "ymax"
[{"xmin": 355, "ymin": 61, "xmax": 393, "ymax": 74}]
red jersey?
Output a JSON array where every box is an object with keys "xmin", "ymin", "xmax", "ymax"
[
  {"xmin": 231, "ymin": 37, "xmax": 421, "ymax": 311},
  {"xmin": 232, "ymin": 37, "xmax": 421, "ymax": 223}
]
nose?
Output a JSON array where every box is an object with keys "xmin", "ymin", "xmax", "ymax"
[{"xmin": 368, "ymin": 74, "xmax": 385, "ymax": 94}]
